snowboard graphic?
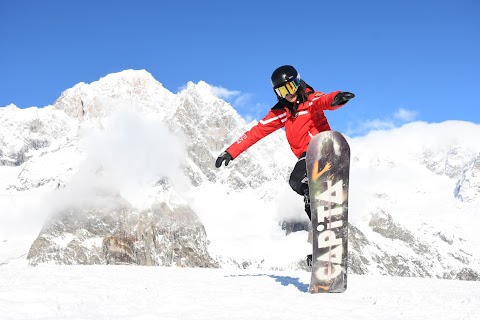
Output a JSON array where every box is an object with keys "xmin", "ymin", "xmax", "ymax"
[{"xmin": 306, "ymin": 131, "xmax": 350, "ymax": 293}]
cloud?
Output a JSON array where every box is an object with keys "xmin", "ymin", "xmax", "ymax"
[
  {"xmin": 360, "ymin": 119, "xmax": 396, "ymax": 131},
  {"xmin": 36, "ymin": 108, "xmax": 189, "ymax": 214},
  {"xmin": 347, "ymin": 107, "xmax": 419, "ymax": 136},
  {"xmin": 181, "ymin": 81, "xmax": 266, "ymax": 122},
  {"xmin": 181, "ymin": 81, "xmax": 268, "ymax": 123},
  {"xmin": 232, "ymin": 93, "xmax": 253, "ymax": 107},
  {"xmin": 191, "ymin": 183, "xmax": 309, "ymax": 264},
  {"xmin": 76, "ymin": 110, "xmax": 188, "ymax": 208},
  {"xmin": 209, "ymin": 85, "xmax": 254, "ymax": 109},
  {"xmin": 0, "ymin": 107, "xmax": 189, "ymax": 240},
  {"xmin": 242, "ymin": 102, "xmax": 270, "ymax": 124},
  {"xmin": 208, "ymin": 85, "xmax": 266, "ymax": 122},
  {"xmin": 394, "ymin": 108, "xmax": 418, "ymax": 122},
  {"xmin": 209, "ymin": 85, "xmax": 241, "ymax": 100}
]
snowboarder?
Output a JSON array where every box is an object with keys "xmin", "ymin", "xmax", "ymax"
[{"xmin": 215, "ymin": 65, "xmax": 354, "ymax": 220}]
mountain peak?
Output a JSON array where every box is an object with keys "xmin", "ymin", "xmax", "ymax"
[
  {"xmin": 53, "ymin": 69, "xmax": 176, "ymax": 120},
  {"xmin": 180, "ymin": 80, "xmax": 226, "ymax": 106},
  {"xmin": 92, "ymin": 69, "xmax": 163, "ymax": 89}
]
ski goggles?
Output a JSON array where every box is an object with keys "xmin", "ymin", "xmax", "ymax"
[{"xmin": 274, "ymin": 78, "xmax": 301, "ymax": 98}]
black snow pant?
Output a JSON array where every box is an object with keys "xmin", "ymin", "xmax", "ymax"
[{"xmin": 288, "ymin": 152, "xmax": 311, "ymax": 220}]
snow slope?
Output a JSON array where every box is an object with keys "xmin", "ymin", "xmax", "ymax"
[{"xmin": 0, "ymin": 264, "xmax": 479, "ymax": 320}]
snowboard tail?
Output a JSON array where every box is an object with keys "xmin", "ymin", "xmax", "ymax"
[{"xmin": 306, "ymin": 131, "xmax": 350, "ymax": 293}]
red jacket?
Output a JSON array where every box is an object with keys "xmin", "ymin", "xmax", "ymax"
[{"xmin": 226, "ymin": 90, "xmax": 343, "ymax": 159}]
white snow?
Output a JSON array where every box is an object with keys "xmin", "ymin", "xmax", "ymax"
[{"xmin": 0, "ymin": 264, "xmax": 479, "ymax": 320}]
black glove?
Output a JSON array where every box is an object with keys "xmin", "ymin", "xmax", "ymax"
[
  {"xmin": 215, "ymin": 151, "xmax": 233, "ymax": 168},
  {"xmin": 331, "ymin": 92, "xmax": 355, "ymax": 106}
]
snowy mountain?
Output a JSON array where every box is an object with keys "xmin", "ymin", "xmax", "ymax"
[{"xmin": 1, "ymin": 70, "xmax": 479, "ymax": 280}]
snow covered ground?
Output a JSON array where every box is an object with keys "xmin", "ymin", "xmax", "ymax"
[{"xmin": 1, "ymin": 262, "xmax": 479, "ymax": 320}]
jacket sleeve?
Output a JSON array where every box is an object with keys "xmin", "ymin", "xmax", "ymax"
[
  {"xmin": 226, "ymin": 109, "xmax": 286, "ymax": 159},
  {"xmin": 310, "ymin": 90, "xmax": 344, "ymax": 111}
]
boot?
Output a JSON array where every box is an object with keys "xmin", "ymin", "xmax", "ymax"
[
  {"xmin": 303, "ymin": 189, "xmax": 311, "ymax": 221},
  {"xmin": 306, "ymin": 254, "xmax": 312, "ymax": 267}
]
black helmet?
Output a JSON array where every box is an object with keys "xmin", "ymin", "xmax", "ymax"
[
  {"xmin": 271, "ymin": 65, "xmax": 300, "ymax": 88},
  {"xmin": 271, "ymin": 65, "xmax": 301, "ymax": 98}
]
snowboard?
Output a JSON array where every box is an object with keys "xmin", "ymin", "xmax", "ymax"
[{"xmin": 306, "ymin": 130, "xmax": 350, "ymax": 293}]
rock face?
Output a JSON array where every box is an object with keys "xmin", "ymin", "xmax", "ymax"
[
  {"xmin": 27, "ymin": 183, "xmax": 218, "ymax": 268},
  {"xmin": 348, "ymin": 211, "xmax": 479, "ymax": 280},
  {"xmin": 455, "ymin": 156, "xmax": 480, "ymax": 203},
  {"xmin": 0, "ymin": 105, "xmax": 76, "ymax": 167}
]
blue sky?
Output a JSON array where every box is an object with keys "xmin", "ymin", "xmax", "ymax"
[{"xmin": 1, "ymin": 0, "xmax": 479, "ymax": 136}]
